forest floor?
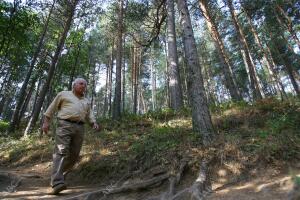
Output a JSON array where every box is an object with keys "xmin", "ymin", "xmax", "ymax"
[
  {"xmin": 1, "ymin": 98, "xmax": 300, "ymax": 200},
  {"xmin": 0, "ymin": 161, "xmax": 299, "ymax": 199}
]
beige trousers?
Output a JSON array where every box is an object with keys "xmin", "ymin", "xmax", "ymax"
[{"xmin": 51, "ymin": 120, "xmax": 84, "ymax": 187}]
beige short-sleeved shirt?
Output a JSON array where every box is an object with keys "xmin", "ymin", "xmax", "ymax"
[{"xmin": 44, "ymin": 91, "xmax": 96, "ymax": 124}]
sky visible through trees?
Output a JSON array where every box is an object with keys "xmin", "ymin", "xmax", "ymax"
[{"xmin": 0, "ymin": 0, "xmax": 299, "ymax": 142}]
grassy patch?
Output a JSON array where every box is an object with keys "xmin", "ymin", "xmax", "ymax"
[
  {"xmin": 0, "ymin": 120, "xmax": 9, "ymax": 133},
  {"xmin": 0, "ymin": 134, "xmax": 53, "ymax": 166}
]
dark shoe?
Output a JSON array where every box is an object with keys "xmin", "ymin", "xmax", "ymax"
[{"xmin": 49, "ymin": 183, "xmax": 67, "ymax": 195}]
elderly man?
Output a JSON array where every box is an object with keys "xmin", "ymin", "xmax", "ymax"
[{"xmin": 42, "ymin": 78, "xmax": 99, "ymax": 195}]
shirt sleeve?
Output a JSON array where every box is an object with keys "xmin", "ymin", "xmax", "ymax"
[{"xmin": 44, "ymin": 92, "xmax": 62, "ymax": 120}]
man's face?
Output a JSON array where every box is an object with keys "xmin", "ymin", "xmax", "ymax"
[{"xmin": 74, "ymin": 80, "xmax": 87, "ymax": 96}]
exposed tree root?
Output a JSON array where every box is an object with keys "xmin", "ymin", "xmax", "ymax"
[
  {"xmin": 65, "ymin": 170, "xmax": 170, "ymax": 200},
  {"xmin": 65, "ymin": 157, "xmax": 213, "ymax": 200}
]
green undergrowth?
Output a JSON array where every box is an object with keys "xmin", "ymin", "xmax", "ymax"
[
  {"xmin": 0, "ymin": 120, "xmax": 9, "ymax": 132},
  {"xmin": 0, "ymin": 134, "xmax": 53, "ymax": 166},
  {"xmin": 0, "ymin": 98, "xmax": 299, "ymax": 183}
]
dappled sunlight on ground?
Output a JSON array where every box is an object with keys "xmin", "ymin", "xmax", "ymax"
[{"xmin": 208, "ymin": 169, "xmax": 299, "ymax": 200}]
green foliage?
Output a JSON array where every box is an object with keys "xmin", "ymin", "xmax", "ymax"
[
  {"xmin": 0, "ymin": 135, "xmax": 53, "ymax": 165},
  {"xmin": 210, "ymin": 100, "xmax": 249, "ymax": 113},
  {"xmin": 294, "ymin": 176, "xmax": 300, "ymax": 186},
  {"xmin": 0, "ymin": 120, "xmax": 9, "ymax": 133},
  {"xmin": 145, "ymin": 107, "xmax": 191, "ymax": 120}
]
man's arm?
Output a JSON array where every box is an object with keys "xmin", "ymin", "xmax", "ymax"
[
  {"xmin": 87, "ymin": 102, "xmax": 101, "ymax": 131},
  {"xmin": 42, "ymin": 92, "xmax": 62, "ymax": 134}
]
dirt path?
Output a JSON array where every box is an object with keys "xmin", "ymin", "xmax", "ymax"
[
  {"xmin": 0, "ymin": 162, "xmax": 298, "ymax": 200},
  {"xmin": 0, "ymin": 162, "xmax": 102, "ymax": 200}
]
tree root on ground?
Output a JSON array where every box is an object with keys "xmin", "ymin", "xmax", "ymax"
[
  {"xmin": 65, "ymin": 158, "xmax": 212, "ymax": 200},
  {"xmin": 65, "ymin": 169, "xmax": 171, "ymax": 200},
  {"xmin": 146, "ymin": 159, "xmax": 212, "ymax": 200}
]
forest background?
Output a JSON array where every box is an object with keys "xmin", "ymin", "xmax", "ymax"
[{"xmin": 0, "ymin": 0, "xmax": 300, "ymax": 199}]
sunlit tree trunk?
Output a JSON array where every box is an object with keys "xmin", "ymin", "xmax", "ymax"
[
  {"xmin": 18, "ymin": 80, "xmax": 35, "ymax": 126},
  {"xmin": 103, "ymin": 59, "xmax": 110, "ymax": 117},
  {"xmin": 108, "ymin": 39, "xmax": 114, "ymax": 117},
  {"xmin": 163, "ymin": 34, "xmax": 171, "ymax": 108},
  {"xmin": 243, "ymin": 7, "xmax": 284, "ymax": 99},
  {"xmin": 199, "ymin": 0, "xmax": 242, "ymax": 101},
  {"xmin": 113, "ymin": 0, "xmax": 124, "ymax": 120},
  {"xmin": 167, "ymin": 0, "xmax": 183, "ymax": 110},
  {"xmin": 132, "ymin": 44, "xmax": 140, "ymax": 114},
  {"xmin": 150, "ymin": 48, "xmax": 156, "ymax": 111},
  {"xmin": 0, "ymin": 70, "xmax": 10, "ymax": 96},
  {"xmin": 226, "ymin": 0, "xmax": 263, "ymax": 101},
  {"xmin": 276, "ymin": 4, "xmax": 300, "ymax": 50},
  {"xmin": 122, "ymin": 37, "xmax": 126, "ymax": 113},
  {"xmin": 177, "ymin": 0, "xmax": 215, "ymax": 145},
  {"xmin": 0, "ymin": 73, "xmax": 13, "ymax": 116},
  {"xmin": 24, "ymin": 0, "xmax": 80, "ymax": 136},
  {"xmin": 267, "ymin": 26, "xmax": 300, "ymax": 96},
  {"xmin": 9, "ymin": 0, "xmax": 56, "ymax": 132}
]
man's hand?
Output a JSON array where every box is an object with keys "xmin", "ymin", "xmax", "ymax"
[
  {"xmin": 42, "ymin": 116, "xmax": 50, "ymax": 134},
  {"xmin": 92, "ymin": 122, "xmax": 101, "ymax": 131}
]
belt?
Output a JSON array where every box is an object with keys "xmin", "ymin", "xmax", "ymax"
[{"xmin": 59, "ymin": 118, "xmax": 85, "ymax": 125}]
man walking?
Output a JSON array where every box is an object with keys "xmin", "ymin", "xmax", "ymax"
[{"xmin": 42, "ymin": 78, "xmax": 99, "ymax": 195}]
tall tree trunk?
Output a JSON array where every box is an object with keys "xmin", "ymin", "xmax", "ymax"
[
  {"xmin": 276, "ymin": 4, "xmax": 300, "ymax": 50},
  {"xmin": 150, "ymin": 48, "xmax": 156, "ymax": 111},
  {"xmin": 18, "ymin": 79, "xmax": 35, "ymax": 126},
  {"xmin": 199, "ymin": 0, "xmax": 242, "ymax": 101},
  {"xmin": 0, "ymin": 74, "xmax": 13, "ymax": 116},
  {"xmin": 122, "ymin": 37, "xmax": 126, "ymax": 113},
  {"xmin": 267, "ymin": 27, "xmax": 300, "ymax": 96},
  {"xmin": 243, "ymin": 7, "xmax": 284, "ymax": 99},
  {"xmin": 226, "ymin": 0, "xmax": 263, "ymax": 101},
  {"xmin": 177, "ymin": 0, "xmax": 215, "ymax": 145},
  {"xmin": 133, "ymin": 44, "xmax": 139, "ymax": 114},
  {"xmin": 201, "ymin": 42, "xmax": 217, "ymax": 106},
  {"xmin": 9, "ymin": 0, "xmax": 55, "ymax": 132},
  {"xmin": 90, "ymin": 63, "xmax": 97, "ymax": 109},
  {"xmin": 24, "ymin": 0, "xmax": 79, "ymax": 136},
  {"xmin": 108, "ymin": 41, "xmax": 114, "ymax": 117},
  {"xmin": 163, "ymin": 33, "xmax": 171, "ymax": 108},
  {"xmin": 167, "ymin": 0, "xmax": 183, "ymax": 110},
  {"xmin": 113, "ymin": 0, "xmax": 124, "ymax": 120},
  {"xmin": 103, "ymin": 59, "xmax": 110, "ymax": 117},
  {"xmin": 0, "ymin": 70, "xmax": 10, "ymax": 96}
]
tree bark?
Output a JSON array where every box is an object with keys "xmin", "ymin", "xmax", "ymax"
[
  {"xmin": 276, "ymin": 4, "xmax": 300, "ymax": 50},
  {"xmin": 9, "ymin": 0, "xmax": 55, "ymax": 132},
  {"xmin": 103, "ymin": 59, "xmax": 110, "ymax": 117},
  {"xmin": 122, "ymin": 36, "xmax": 126, "ymax": 113},
  {"xmin": 199, "ymin": 0, "xmax": 242, "ymax": 101},
  {"xmin": 108, "ymin": 40, "xmax": 114, "ymax": 117},
  {"xmin": 0, "ymin": 74, "xmax": 13, "ymax": 116},
  {"xmin": 177, "ymin": 0, "xmax": 215, "ymax": 145},
  {"xmin": 243, "ymin": 7, "xmax": 285, "ymax": 99},
  {"xmin": 167, "ymin": 0, "xmax": 183, "ymax": 110},
  {"xmin": 133, "ymin": 44, "xmax": 140, "ymax": 114},
  {"xmin": 113, "ymin": 0, "xmax": 124, "ymax": 120},
  {"xmin": 150, "ymin": 48, "xmax": 156, "ymax": 111},
  {"xmin": 24, "ymin": 0, "xmax": 79, "ymax": 136},
  {"xmin": 226, "ymin": 0, "xmax": 263, "ymax": 101}
]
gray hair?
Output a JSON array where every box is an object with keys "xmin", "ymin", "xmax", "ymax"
[{"xmin": 72, "ymin": 78, "xmax": 87, "ymax": 88}]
